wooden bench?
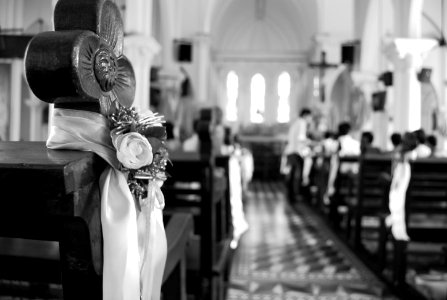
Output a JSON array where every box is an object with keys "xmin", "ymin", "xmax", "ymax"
[
  {"xmin": 162, "ymin": 111, "xmax": 233, "ymax": 300},
  {"xmin": 347, "ymin": 155, "xmax": 392, "ymax": 251},
  {"xmin": 328, "ymin": 154, "xmax": 392, "ymax": 263},
  {"xmin": 390, "ymin": 158, "xmax": 447, "ymax": 291},
  {"xmin": 163, "ymin": 151, "xmax": 232, "ymax": 300},
  {"xmin": 0, "ymin": 142, "xmax": 193, "ymax": 299},
  {"xmin": 328, "ymin": 155, "xmax": 359, "ymax": 231}
]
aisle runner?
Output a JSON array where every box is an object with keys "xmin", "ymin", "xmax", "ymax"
[{"xmin": 227, "ymin": 181, "xmax": 396, "ymax": 300}]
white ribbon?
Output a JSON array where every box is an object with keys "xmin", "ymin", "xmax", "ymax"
[
  {"xmin": 387, "ymin": 160, "xmax": 411, "ymax": 241},
  {"xmin": 228, "ymin": 156, "xmax": 249, "ymax": 247},
  {"xmin": 47, "ymin": 108, "xmax": 166, "ymax": 300}
]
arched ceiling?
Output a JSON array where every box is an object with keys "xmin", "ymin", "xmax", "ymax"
[{"xmin": 210, "ymin": 0, "xmax": 318, "ymax": 57}]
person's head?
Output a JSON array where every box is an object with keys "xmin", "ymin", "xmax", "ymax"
[
  {"xmin": 337, "ymin": 122, "xmax": 351, "ymax": 137},
  {"xmin": 361, "ymin": 131, "xmax": 374, "ymax": 145},
  {"xmin": 427, "ymin": 134, "xmax": 437, "ymax": 149},
  {"xmin": 324, "ymin": 131, "xmax": 335, "ymax": 140},
  {"xmin": 390, "ymin": 132, "xmax": 402, "ymax": 148},
  {"xmin": 399, "ymin": 131, "xmax": 418, "ymax": 160},
  {"xmin": 299, "ymin": 108, "xmax": 312, "ymax": 122},
  {"xmin": 413, "ymin": 128, "xmax": 426, "ymax": 144}
]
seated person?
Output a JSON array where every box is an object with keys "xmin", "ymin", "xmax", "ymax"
[
  {"xmin": 322, "ymin": 131, "xmax": 339, "ymax": 155},
  {"xmin": 164, "ymin": 121, "xmax": 181, "ymax": 151},
  {"xmin": 390, "ymin": 132, "xmax": 402, "ymax": 150},
  {"xmin": 360, "ymin": 131, "xmax": 381, "ymax": 154},
  {"xmin": 426, "ymin": 134, "xmax": 438, "ymax": 157},
  {"xmin": 413, "ymin": 128, "xmax": 431, "ymax": 158},
  {"xmin": 326, "ymin": 122, "xmax": 360, "ymax": 198},
  {"xmin": 182, "ymin": 119, "xmax": 200, "ymax": 152}
]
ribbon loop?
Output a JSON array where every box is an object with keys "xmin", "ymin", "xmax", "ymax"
[{"xmin": 47, "ymin": 108, "xmax": 166, "ymax": 300}]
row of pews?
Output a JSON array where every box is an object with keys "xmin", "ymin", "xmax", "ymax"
[
  {"xmin": 0, "ymin": 108, "xmax": 234, "ymax": 300},
  {"xmin": 162, "ymin": 108, "xmax": 234, "ymax": 299},
  {"xmin": 306, "ymin": 153, "xmax": 447, "ymax": 299}
]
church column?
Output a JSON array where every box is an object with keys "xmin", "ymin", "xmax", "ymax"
[
  {"xmin": 124, "ymin": 35, "xmax": 160, "ymax": 111},
  {"xmin": 387, "ymin": 39, "xmax": 437, "ymax": 132},
  {"xmin": 194, "ymin": 32, "xmax": 211, "ymax": 104},
  {"xmin": 123, "ymin": 0, "xmax": 160, "ymax": 111},
  {"xmin": 371, "ymin": 106, "xmax": 389, "ymax": 149}
]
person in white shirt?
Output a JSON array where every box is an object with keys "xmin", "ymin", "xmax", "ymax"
[
  {"xmin": 324, "ymin": 121, "xmax": 360, "ymax": 228},
  {"xmin": 182, "ymin": 119, "xmax": 200, "ymax": 152},
  {"xmin": 283, "ymin": 108, "xmax": 313, "ymax": 203},
  {"xmin": 413, "ymin": 128, "xmax": 431, "ymax": 158},
  {"xmin": 326, "ymin": 121, "xmax": 360, "ymax": 199}
]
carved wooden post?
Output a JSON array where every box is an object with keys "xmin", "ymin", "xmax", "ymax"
[
  {"xmin": 25, "ymin": 0, "xmax": 135, "ymax": 114},
  {"xmin": 22, "ymin": 1, "xmax": 135, "ymax": 298}
]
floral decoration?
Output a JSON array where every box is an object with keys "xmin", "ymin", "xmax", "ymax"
[{"xmin": 108, "ymin": 101, "xmax": 169, "ymax": 201}]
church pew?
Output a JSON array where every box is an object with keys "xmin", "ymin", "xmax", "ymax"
[
  {"xmin": 390, "ymin": 158, "xmax": 447, "ymax": 290},
  {"xmin": 162, "ymin": 150, "xmax": 233, "ymax": 300},
  {"xmin": 215, "ymin": 154, "xmax": 233, "ymax": 246},
  {"xmin": 328, "ymin": 155, "xmax": 359, "ymax": 232},
  {"xmin": 0, "ymin": 142, "xmax": 105, "ymax": 300},
  {"xmin": 162, "ymin": 213, "xmax": 194, "ymax": 300},
  {"xmin": 347, "ymin": 154, "xmax": 392, "ymax": 252},
  {"xmin": 0, "ymin": 142, "xmax": 194, "ymax": 299},
  {"xmin": 328, "ymin": 154, "xmax": 392, "ymax": 264},
  {"xmin": 162, "ymin": 110, "xmax": 233, "ymax": 300}
]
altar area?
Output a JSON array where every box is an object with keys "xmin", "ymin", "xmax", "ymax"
[{"xmin": 238, "ymin": 135, "xmax": 287, "ymax": 181}]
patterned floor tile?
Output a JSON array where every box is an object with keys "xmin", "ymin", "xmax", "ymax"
[{"xmin": 226, "ymin": 181, "xmax": 397, "ymax": 300}]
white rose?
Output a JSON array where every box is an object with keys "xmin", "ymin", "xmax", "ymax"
[{"xmin": 112, "ymin": 132, "xmax": 153, "ymax": 169}]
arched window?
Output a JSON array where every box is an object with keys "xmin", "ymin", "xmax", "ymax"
[
  {"xmin": 250, "ymin": 73, "xmax": 265, "ymax": 123},
  {"xmin": 277, "ymin": 72, "xmax": 290, "ymax": 123},
  {"xmin": 225, "ymin": 71, "xmax": 238, "ymax": 122}
]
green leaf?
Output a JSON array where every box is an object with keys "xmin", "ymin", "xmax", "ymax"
[
  {"xmin": 140, "ymin": 127, "xmax": 167, "ymax": 140},
  {"xmin": 147, "ymin": 137, "xmax": 165, "ymax": 153}
]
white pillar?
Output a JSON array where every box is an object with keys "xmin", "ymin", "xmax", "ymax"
[
  {"xmin": 124, "ymin": 0, "xmax": 152, "ymax": 34},
  {"xmin": 194, "ymin": 32, "xmax": 211, "ymax": 104},
  {"xmin": 122, "ymin": 0, "xmax": 160, "ymax": 112},
  {"xmin": 387, "ymin": 38, "xmax": 437, "ymax": 132},
  {"xmin": 124, "ymin": 35, "xmax": 160, "ymax": 111}
]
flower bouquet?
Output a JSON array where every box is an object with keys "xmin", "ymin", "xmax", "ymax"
[{"xmin": 108, "ymin": 101, "xmax": 169, "ymax": 208}]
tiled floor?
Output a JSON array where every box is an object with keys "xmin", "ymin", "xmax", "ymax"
[{"xmin": 227, "ymin": 181, "xmax": 397, "ymax": 300}]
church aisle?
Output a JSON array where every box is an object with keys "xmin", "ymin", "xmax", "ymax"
[{"xmin": 227, "ymin": 181, "xmax": 397, "ymax": 300}]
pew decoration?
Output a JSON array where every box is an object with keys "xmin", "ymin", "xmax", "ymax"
[
  {"xmin": 386, "ymin": 133, "xmax": 417, "ymax": 241},
  {"xmin": 386, "ymin": 160, "xmax": 411, "ymax": 241},
  {"xmin": 108, "ymin": 102, "xmax": 168, "ymax": 204},
  {"xmin": 24, "ymin": 0, "xmax": 168, "ymax": 299}
]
